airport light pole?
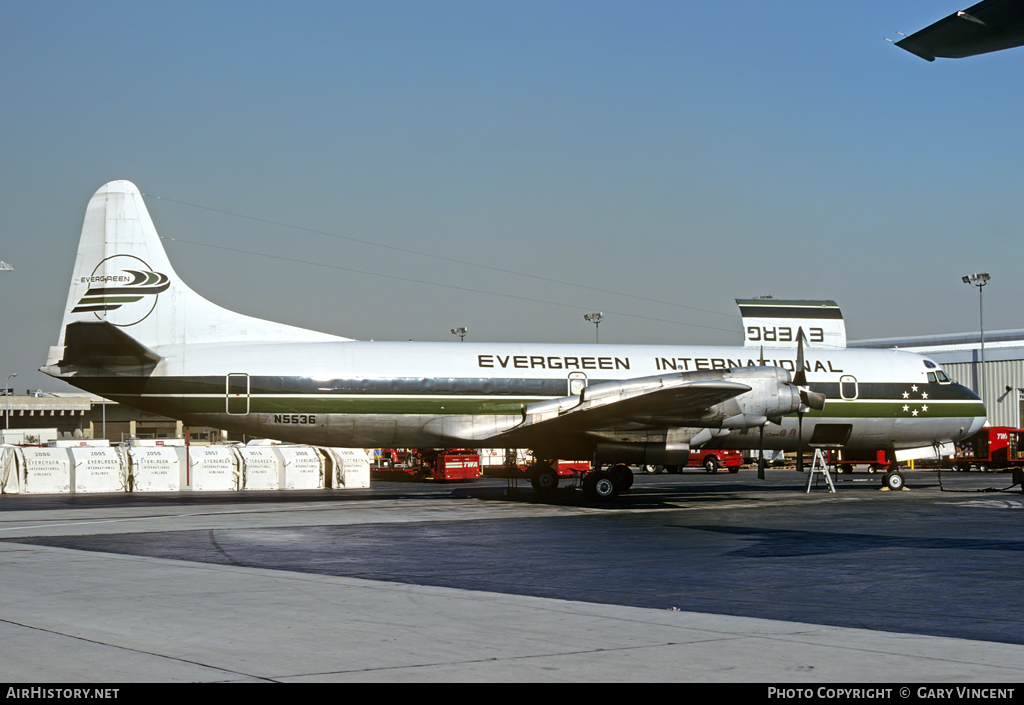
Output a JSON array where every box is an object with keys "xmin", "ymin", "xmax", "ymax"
[
  {"xmin": 961, "ymin": 272, "xmax": 990, "ymax": 403},
  {"xmin": 584, "ymin": 312, "xmax": 603, "ymax": 343},
  {"xmin": 5, "ymin": 373, "xmax": 16, "ymax": 430},
  {"xmin": 450, "ymin": 327, "xmax": 467, "ymax": 342}
]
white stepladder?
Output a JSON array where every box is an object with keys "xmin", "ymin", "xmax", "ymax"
[{"xmin": 806, "ymin": 447, "xmax": 836, "ymax": 493}]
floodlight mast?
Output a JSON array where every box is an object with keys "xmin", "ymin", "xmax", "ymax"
[
  {"xmin": 961, "ymin": 272, "xmax": 990, "ymax": 405},
  {"xmin": 5, "ymin": 373, "xmax": 16, "ymax": 430},
  {"xmin": 583, "ymin": 312, "xmax": 603, "ymax": 343}
]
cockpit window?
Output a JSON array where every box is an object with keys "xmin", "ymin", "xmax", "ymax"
[
  {"xmin": 927, "ymin": 372, "xmax": 936, "ymax": 383},
  {"xmin": 936, "ymin": 370, "xmax": 950, "ymax": 383}
]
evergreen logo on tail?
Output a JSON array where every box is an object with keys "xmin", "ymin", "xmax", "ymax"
[{"xmin": 71, "ymin": 254, "xmax": 170, "ymax": 325}]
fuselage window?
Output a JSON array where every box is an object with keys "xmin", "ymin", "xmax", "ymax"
[{"xmin": 840, "ymin": 375, "xmax": 858, "ymax": 400}]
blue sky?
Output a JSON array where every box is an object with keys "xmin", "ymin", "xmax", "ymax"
[{"xmin": 1, "ymin": 1, "xmax": 1021, "ymax": 392}]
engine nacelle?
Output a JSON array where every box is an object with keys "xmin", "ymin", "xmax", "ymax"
[
  {"xmin": 717, "ymin": 367, "xmax": 804, "ymax": 422},
  {"xmin": 595, "ymin": 442, "xmax": 690, "ymax": 465}
]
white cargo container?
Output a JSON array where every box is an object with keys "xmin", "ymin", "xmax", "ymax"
[
  {"xmin": 124, "ymin": 438, "xmax": 186, "ymax": 447},
  {"xmin": 321, "ymin": 448, "xmax": 371, "ymax": 489},
  {"xmin": 1, "ymin": 445, "xmax": 17, "ymax": 493},
  {"xmin": 67, "ymin": 446, "xmax": 127, "ymax": 493},
  {"xmin": 127, "ymin": 446, "xmax": 183, "ymax": 492},
  {"xmin": 2, "ymin": 428, "xmax": 59, "ymax": 445},
  {"xmin": 274, "ymin": 445, "xmax": 325, "ymax": 489},
  {"xmin": 238, "ymin": 446, "xmax": 283, "ymax": 490},
  {"xmin": 184, "ymin": 446, "xmax": 240, "ymax": 491},
  {"xmin": 12, "ymin": 447, "xmax": 72, "ymax": 494},
  {"xmin": 47, "ymin": 439, "xmax": 110, "ymax": 447}
]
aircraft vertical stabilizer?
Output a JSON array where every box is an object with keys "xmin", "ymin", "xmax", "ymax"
[
  {"xmin": 736, "ymin": 299, "xmax": 846, "ymax": 349},
  {"xmin": 50, "ymin": 180, "xmax": 345, "ymax": 364}
]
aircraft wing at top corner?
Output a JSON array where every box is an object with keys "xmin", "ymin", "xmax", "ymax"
[{"xmin": 896, "ymin": 0, "xmax": 1024, "ymax": 61}]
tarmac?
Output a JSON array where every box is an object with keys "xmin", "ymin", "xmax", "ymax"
[{"xmin": 0, "ymin": 467, "xmax": 1021, "ymax": 683}]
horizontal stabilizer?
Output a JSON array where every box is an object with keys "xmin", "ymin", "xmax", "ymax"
[{"xmin": 58, "ymin": 321, "xmax": 162, "ymax": 368}]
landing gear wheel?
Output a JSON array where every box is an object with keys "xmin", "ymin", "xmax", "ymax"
[
  {"xmin": 704, "ymin": 456, "xmax": 719, "ymax": 474},
  {"xmin": 883, "ymin": 472, "xmax": 905, "ymax": 491},
  {"xmin": 609, "ymin": 464, "xmax": 633, "ymax": 491},
  {"xmin": 642, "ymin": 464, "xmax": 663, "ymax": 475},
  {"xmin": 530, "ymin": 466, "xmax": 559, "ymax": 495},
  {"xmin": 583, "ymin": 470, "xmax": 619, "ymax": 500}
]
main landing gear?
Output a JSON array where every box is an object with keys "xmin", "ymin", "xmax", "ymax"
[
  {"xmin": 530, "ymin": 462, "xmax": 634, "ymax": 501},
  {"xmin": 581, "ymin": 464, "xmax": 633, "ymax": 500}
]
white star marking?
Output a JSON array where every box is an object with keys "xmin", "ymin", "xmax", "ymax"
[
  {"xmin": 912, "ymin": 409, "xmax": 919, "ymax": 416},
  {"xmin": 903, "ymin": 391, "xmax": 910, "ymax": 399},
  {"xmin": 912, "ymin": 385, "xmax": 919, "ymax": 392},
  {"xmin": 903, "ymin": 405, "xmax": 910, "ymax": 412},
  {"xmin": 922, "ymin": 405, "xmax": 928, "ymax": 412},
  {"xmin": 922, "ymin": 392, "xmax": 928, "ymax": 399}
]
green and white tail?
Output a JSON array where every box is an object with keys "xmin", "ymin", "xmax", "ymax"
[{"xmin": 46, "ymin": 180, "xmax": 344, "ymax": 370}]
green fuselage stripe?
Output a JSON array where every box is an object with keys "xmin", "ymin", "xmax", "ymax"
[{"xmin": 112, "ymin": 394, "xmax": 984, "ymax": 419}]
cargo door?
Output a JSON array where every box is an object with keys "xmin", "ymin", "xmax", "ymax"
[
  {"xmin": 569, "ymin": 372, "xmax": 587, "ymax": 396},
  {"xmin": 226, "ymin": 373, "xmax": 250, "ymax": 415}
]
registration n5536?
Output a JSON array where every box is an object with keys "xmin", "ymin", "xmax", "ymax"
[{"xmin": 271, "ymin": 414, "xmax": 317, "ymax": 425}]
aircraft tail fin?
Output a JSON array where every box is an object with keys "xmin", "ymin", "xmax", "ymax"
[{"xmin": 47, "ymin": 180, "xmax": 345, "ymax": 369}]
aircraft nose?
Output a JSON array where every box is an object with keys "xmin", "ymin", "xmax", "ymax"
[{"xmin": 966, "ymin": 414, "xmax": 987, "ymax": 439}]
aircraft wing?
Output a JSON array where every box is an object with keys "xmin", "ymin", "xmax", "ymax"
[
  {"xmin": 492, "ymin": 375, "xmax": 753, "ymax": 448},
  {"xmin": 897, "ymin": 0, "xmax": 1024, "ymax": 60}
]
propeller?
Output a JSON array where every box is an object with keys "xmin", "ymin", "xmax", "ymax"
[{"xmin": 791, "ymin": 328, "xmax": 826, "ymax": 474}]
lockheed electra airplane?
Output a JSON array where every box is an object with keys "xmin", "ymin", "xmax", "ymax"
[{"xmin": 42, "ymin": 181, "xmax": 987, "ymax": 497}]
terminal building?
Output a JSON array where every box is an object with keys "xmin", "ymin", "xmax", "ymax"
[
  {"xmin": 0, "ymin": 391, "xmax": 226, "ymax": 444},
  {"xmin": 850, "ymin": 329, "xmax": 1024, "ymax": 429}
]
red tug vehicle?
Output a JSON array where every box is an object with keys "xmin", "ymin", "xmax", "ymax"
[
  {"xmin": 375, "ymin": 448, "xmax": 482, "ymax": 481},
  {"xmin": 948, "ymin": 427, "xmax": 1024, "ymax": 472}
]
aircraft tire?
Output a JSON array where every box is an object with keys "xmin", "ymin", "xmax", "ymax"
[
  {"xmin": 530, "ymin": 467, "xmax": 559, "ymax": 494},
  {"xmin": 583, "ymin": 470, "xmax": 618, "ymax": 500},
  {"xmin": 610, "ymin": 464, "xmax": 633, "ymax": 491},
  {"xmin": 883, "ymin": 472, "xmax": 905, "ymax": 491}
]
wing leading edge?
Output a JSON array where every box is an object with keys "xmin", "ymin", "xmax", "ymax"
[
  {"xmin": 897, "ymin": 0, "xmax": 1024, "ymax": 60},
  {"xmin": 490, "ymin": 366, "xmax": 806, "ymax": 461}
]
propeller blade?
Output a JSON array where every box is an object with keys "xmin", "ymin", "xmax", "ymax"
[
  {"xmin": 801, "ymin": 388, "xmax": 826, "ymax": 411},
  {"xmin": 792, "ymin": 327, "xmax": 807, "ymax": 386},
  {"xmin": 796, "ymin": 410, "xmax": 804, "ymax": 474},
  {"xmin": 757, "ymin": 424, "xmax": 766, "ymax": 480}
]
